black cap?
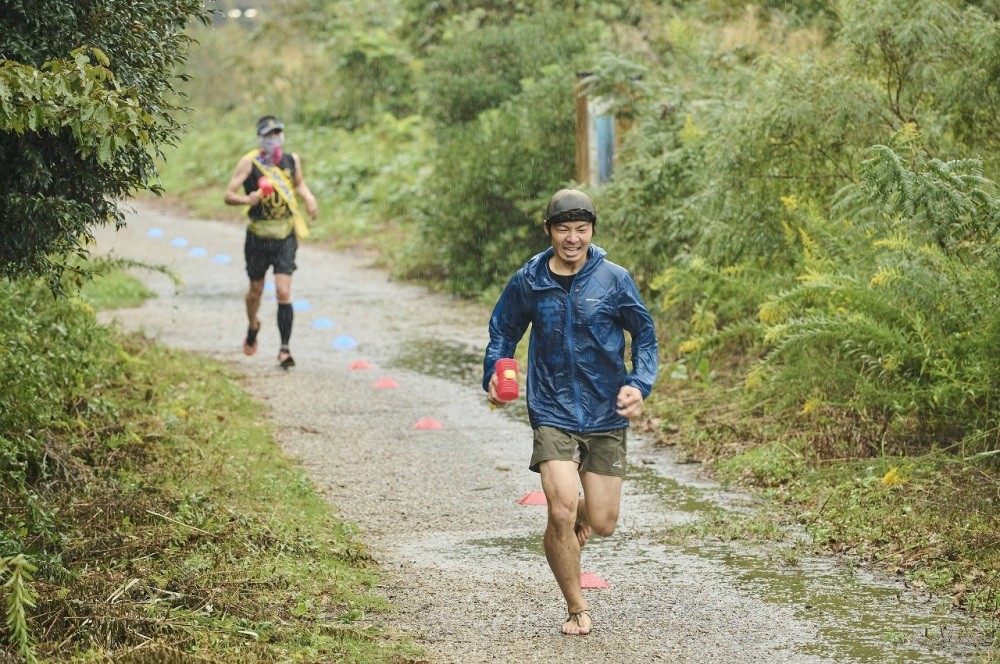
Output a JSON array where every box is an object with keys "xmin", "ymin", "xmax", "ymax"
[
  {"xmin": 256, "ymin": 115, "xmax": 284, "ymax": 136},
  {"xmin": 544, "ymin": 188, "xmax": 597, "ymax": 226}
]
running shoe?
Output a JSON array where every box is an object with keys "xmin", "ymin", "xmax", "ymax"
[{"xmin": 278, "ymin": 348, "xmax": 295, "ymax": 368}]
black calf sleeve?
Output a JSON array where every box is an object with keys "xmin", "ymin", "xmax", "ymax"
[{"xmin": 278, "ymin": 302, "xmax": 293, "ymax": 346}]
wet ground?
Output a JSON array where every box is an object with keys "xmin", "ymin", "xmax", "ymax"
[{"xmin": 94, "ymin": 201, "xmax": 993, "ymax": 663}]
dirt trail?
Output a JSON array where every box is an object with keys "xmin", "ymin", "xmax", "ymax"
[{"xmin": 94, "ymin": 201, "xmax": 990, "ymax": 663}]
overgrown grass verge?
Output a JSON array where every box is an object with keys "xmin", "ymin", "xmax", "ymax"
[
  {"xmin": 78, "ymin": 266, "xmax": 157, "ymax": 310},
  {"xmin": 646, "ymin": 368, "xmax": 1000, "ymax": 659},
  {"xmin": 0, "ymin": 277, "xmax": 421, "ymax": 663}
]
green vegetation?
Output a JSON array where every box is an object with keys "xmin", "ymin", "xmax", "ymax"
[
  {"xmin": 79, "ymin": 267, "xmax": 157, "ymax": 309},
  {"xmin": 0, "ymin": 0, "xmax": 209, "ymax": 288},
  {"xmin": 0, "ymin": 277, "xmax": 420, "ymax": 662},
  {"xmin": 4, "ymin": 0, "xmax": 999, "ymax": 658},
  {"xmin": 157, "ymin": 0, "xmax": 998, "ymax": 646}
]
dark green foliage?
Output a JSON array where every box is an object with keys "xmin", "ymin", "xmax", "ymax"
[
  {"xmin": 334, "ymin": 33, "xmax": 417, "ymax": 129},
  {"xmin": 838, "ymin": 0, "xmax": 1000, "ymax": 171},
  {"xmin": 0, "ymin": 279, "xmax": 121, "ymax": 442},
  {"xmin": 414, "ymin": 64, "xmax": 579, "ymax": 295},
  {"xmin": 599, "ymin": 103, "xmax": 705, "ymax": 287},
  {"xmin": 928, "ymin": 6, "xmax": 1000, "ymax": 159},
  {"xmin": 398, "ymin": 0, "xmax": 530, "ymax": 51},
  {"xmin": 402, "ymin": 13, "xmax": 602, "ymax": 294},
  {"xmin": 0, "ymin": 0, "xmax": 208, "ymax": 288},
  {"xmin": 0, "ymin": 278, "xmax": 122, "ymax": 563},
  {"xmin": 421, "ymin": 13, "xmax": 594, "ymax": 125},
  {"xmin": 0, "ymin": 277, "xmax": 122, "ymax": 662},
  {"xmin": 686, "ymin": 54, "xmax": 887, "ymax": 269},
  {"xmin": 398, "ymin": 0, "xmax": 596, "ymax": 52}
]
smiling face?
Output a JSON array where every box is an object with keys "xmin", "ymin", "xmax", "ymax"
[{"xmin": 546, "ymin": 220, "xmax": 593, "ymax": 275}]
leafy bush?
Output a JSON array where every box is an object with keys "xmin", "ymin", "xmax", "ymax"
[
  {"xmin": 0, "ymin": 277, "xmax": 125, "ymax": 659},
  {"xmin": 751, "ymin": 135, "xmax": 1000, "ymax": 455},
  {"xmin": 0, "ymin": 279, "xmax": 121, "ymax": 440},
  {"xmin": 0, "ymin": 0, "xmax": 208, "ymax": 288},
  {"xmin": 411, "ymin": 64, "xmax": 580, "ymax": 295},
  {"xmin": 420, "ymin": 12, "xmax": 596, "ymax": 126},
  {"xmin": 398, "ymin": 0, "xmax": 612, "ymax": 52},
  {"xmin": 332, "ymin": 31, "xmax": 417, "ymax": 129}
]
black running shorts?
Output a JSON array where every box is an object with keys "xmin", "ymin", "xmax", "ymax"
[{"xmin": 244, "ymin": 230, "xmax": 297, "ymax": 281}]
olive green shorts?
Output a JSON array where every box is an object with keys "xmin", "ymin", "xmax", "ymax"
[{"xmin": 530, "ymin": 426, "xmax": 627, "ymax": 477}]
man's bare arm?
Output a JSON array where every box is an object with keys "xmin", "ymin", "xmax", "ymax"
[{"xmin": 224, "ymin": 156, "xmax": 261, "ymax": 207}]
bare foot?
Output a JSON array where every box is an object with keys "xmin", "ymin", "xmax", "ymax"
[{"xmin": 562, "ymin": 609, "xmax": 592, "ymax": 636}]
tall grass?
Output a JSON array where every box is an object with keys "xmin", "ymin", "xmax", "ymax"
[{"xmin": 0, "ymin": 276, "xmax": 418, "ymax": 661}]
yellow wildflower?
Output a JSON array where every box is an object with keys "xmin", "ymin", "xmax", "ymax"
[
  {"xmin": 762, "ymin": 324, "xmax": 787, "ymax": 345},
  {"xmin": 780, "ymin": 194, "xmax": 800, "ymax": 211},
  {"xmin": 869, "ymin": 267, "xmax": 899, "ymax": 288},
  {"xmin": 758, "ymin": 300, "xmax": 787, "ymax": 325},
  {"xmin": 744, "ymin": 365, "xmax": 766, "ymax": 392},
  {"xmin": 899, "ymin": 122, "xmax": 919, "ymax": 142},
  {"xmin": 882, "ymin": 466, "xmax": 907, "ymax": 487},
  {"xmin": 781, "ymin": 220, "xmax": 796, "ymax": 247},
  {"xmin": 800, "ymin": 398, "xmax": 822, "ymax": 415},
  {"xmin": 690, "ymin": 303, "xmax": 717, "ymax": 334},
  {"xmin": 873, "ymin": 235, "xmax": 909, "ymax": 251},
  {"xmin": 679, "ymin": 114, "xmax": 706, "ymax": 143},
  {"xmin": 798, "ymin": 227, "xmax": 818, "ymax": 262},
  {"xmin": 677, "ymin": 338, "xmax": 703, "ymax": 355}
]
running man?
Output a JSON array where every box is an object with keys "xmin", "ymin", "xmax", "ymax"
[
  {"xmin": 224, "ymin": 115, "xmax": 318, "ymax": 368},
  {"xmin": 482, "ymin": 188, "xmax": 659, "ymax": 635}
]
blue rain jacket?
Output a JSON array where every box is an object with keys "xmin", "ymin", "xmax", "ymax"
[{"xmin": 482, "ymin": 244, "xmax": 659, "ymax": 432}]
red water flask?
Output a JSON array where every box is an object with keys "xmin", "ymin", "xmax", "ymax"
[
  {"xmin": 495, "ymin": 358, "xmax": 519, "ymax": 402},
  {"xmin": 257, "ymin": 176, "xmax": 274, "ymax": 197}
]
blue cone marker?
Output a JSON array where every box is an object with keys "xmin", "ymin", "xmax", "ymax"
[
  {"xmin": 212, "ymin": 254, "xmax": 231, "ymax": 264},
  {"xmin": 292, "ymin": 300, "xmax": 312, "ymax": 311},
  {"xmin": 170, "ymin": 237, "xmax": 188, "ymax": 248},
  {"xmin": 311, "ymin": 317, "xmax": 335, "ymax": 329},
  {"xmin": 332, "ymin": 335, "xmax": 357, "ymax": 350},
  {"xmin": 147, "ymin": 228, "xmax": 164, "ymax": 238},
  {"xmin": 189, "ymin": 247, "xmax": 207, "ymax": 257}
]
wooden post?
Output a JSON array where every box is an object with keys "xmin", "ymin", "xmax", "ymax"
[{"xmin": 575, "ymin": 72, "xmax": 590, "ymax": 186}]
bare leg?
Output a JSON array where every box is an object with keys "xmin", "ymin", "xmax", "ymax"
[
  {"xmin": 579, "ymin": 471, "xmax": 623, "ymax": 538},
  {"xmin": 245, "ymin": 279, "xmax": 264, "ymax": 328},
  {"xmin": 242, "ymin": 279, "xmax": 264, "ymax": 354},
  {"xmin": 575, "ymin": 496, "xmax": 591, "ymax": 548},
  {"xmin": 540, "ymin": 460, "xmax": 592, "ymax": 635},
  {"xmin": 274, "ymin": 273, "xmax": 293, "ymax": 306}
]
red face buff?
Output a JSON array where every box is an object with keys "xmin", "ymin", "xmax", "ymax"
[{"xmin": 258, "ymin": 133, "xmax": 285, "ymax": 165}]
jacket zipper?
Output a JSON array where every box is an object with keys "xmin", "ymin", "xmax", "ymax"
[{"xmin": 567, "ymin": 282, "xmax": 586, "ymax": 430}]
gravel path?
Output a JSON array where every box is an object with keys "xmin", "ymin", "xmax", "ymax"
[{"xmin": 94, "ymin": 201, "xmax": 990, "ymax": 663}]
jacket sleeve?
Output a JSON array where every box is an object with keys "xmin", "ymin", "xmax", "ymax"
[
  {"xmin": 483, "ymin": 272, "xmax": 531, "ymax": 392},
  {"xmin": 617, "ymin": 274, "xmax": 659, "ymax": 398}
]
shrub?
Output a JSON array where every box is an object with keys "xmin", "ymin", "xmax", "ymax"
[
  {"xmin": 412, "ymin": 64, "xmax": 580, "ymax": 295},
  {"xmin": 751, "ymin": 135, "xmax": 1000, "ymax": 455},
  {"xmin": 0, "ymin": 0, "xmax": 208, "ymax": 288},
  {"xmin": 420, "ymin": 12, "xmax": 595, "ymax": 126}
]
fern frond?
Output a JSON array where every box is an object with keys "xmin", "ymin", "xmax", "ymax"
[{"xmin": 2, "ymin": 554, "xmax": 39, "ymax": 664}]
